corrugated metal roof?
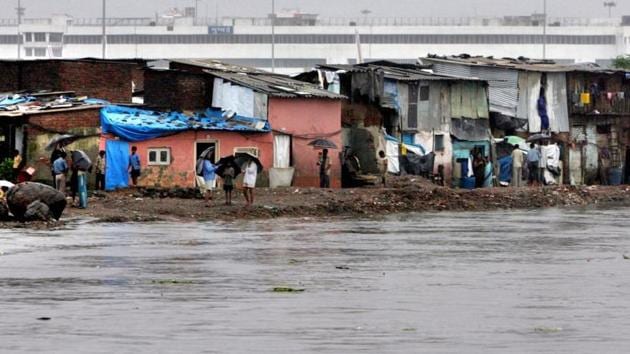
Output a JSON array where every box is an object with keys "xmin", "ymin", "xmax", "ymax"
[
  {"xmin": 169, "ymin": 59, "xmax": 345, "ymax": 99},
  {"xmin": 422, "ymin": 55, "xmax": 629, "ymax": 74},
  {"xmin": 171, "ymin": 59, "xmax": 270, "ymax": 75},
  {"xmin": 206, "ymin": 70, "xmax": 345, "ymax": 99},
  {"xmin": 318, "ymin": 61, "xmax": 484, "ymax": 82}
]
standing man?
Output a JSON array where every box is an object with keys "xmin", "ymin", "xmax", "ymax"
[
  {"xmin": 201, "ymin": 156, "xmax": 217, "ymax": 207},
  {"xmin": 511, "ymin": 145, "xmax": 524, "ymax": 187},
  {"xmin": 317, "ymin": 148, "xmax": 332, "ymax": 188},
  {"xmin": 527, "ymin": 143, "xmax": 541, "ymax": 186},
  {"xmin": 378, "ymin": 150, "xmax": 388, "ymax": 187},
  {"xmin": 95, "ymin": 150, "xmax": 106, "ymax": 191},
  {"xmin": 128, "ymin": 146, "xmax": 141, "ymax": 186},
  {"xmin": 473, "ymin": 152, "xmax": 486, "ymax": 189},
  {"xmin": 52, "ymin": 151, "xmax": 68, "ymax": 196}
]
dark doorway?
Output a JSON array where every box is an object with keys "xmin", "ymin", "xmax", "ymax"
[
  {"xmin": 625, "ymin": 148, "xmax": 630, "ymax": 184},
  {"xmin": 196, "ymin": 141, "xmax": 217, "ymax": 163}
]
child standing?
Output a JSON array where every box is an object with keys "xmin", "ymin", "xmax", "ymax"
[{"xmin": 223, "ymin": 164, "xmax": 235, "ymax": 206}]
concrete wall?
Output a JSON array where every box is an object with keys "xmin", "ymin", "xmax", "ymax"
[
  {"xmin": 269, "ymin": 97, "xmax": 343, "ymax": 187},
  {"xmin": 24, "ymin": 107, "xmax": 101, "ymax": 185}
]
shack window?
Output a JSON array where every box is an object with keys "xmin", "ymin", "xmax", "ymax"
[
  {"xmin": 148, "ymin": 148, "xmax": 171, "ymax": 166},
  {"xmin": 434, "ymin": 134, "xmax": 445, "ymax": 151},
  {"xmin": 234, "ymin": 147, "xmax": 259, "ymax": 158},
  {"xmin": 419, "ymin": 86, "xmax": 430, "ymax": 101}
]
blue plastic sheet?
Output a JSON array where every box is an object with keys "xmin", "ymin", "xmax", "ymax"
[
  {"xmin": 101, "ymin": 105, "xmax": 271, "ymax": 142},
  {"xmin": 105, "ymin": 140, "xmax": 130, "ymax": 191},
  {"xmin": 498, "ymin": 155, "xmax": 513, "ymax": 183}
]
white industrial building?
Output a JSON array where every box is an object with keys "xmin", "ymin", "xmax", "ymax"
[{"xmin": 1, "ymin": 11, "xmax": 629, "ymax": 74}]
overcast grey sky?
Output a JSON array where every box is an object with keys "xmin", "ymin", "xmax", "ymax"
[{"xmin": 3, "ymin": 0, "xmax": 630, "ymax": 19}]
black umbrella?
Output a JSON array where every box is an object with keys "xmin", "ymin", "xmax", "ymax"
[
  {"xmin": 308, "ymin": 138, "xmax": 338, "ymax": 150},
  {"xmin": 199, "ymin": 146, "xmax": 215, "ymax": 159},
  {"xmin": 527, "ymin": 133, "xmax": 552, "ymax": 143},
  {"xmin": 45, "ymin": 134, "xmax": 80, "ymax": 151},
  {"xmin": 196, "ymin": 146, "xmax": 216, "ymax": 175},
  {"xmin": 215, "ymin": 155, "xmax": 242, "ymax": 178},
  {"xmin": 235, "ymin": 152, "xmax": 263, "ymax": 173},
  {"xmin": 71, "ymin": 150, "xmax": 92, "ymax": 171}
]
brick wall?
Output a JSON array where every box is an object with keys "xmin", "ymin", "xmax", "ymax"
[
  {"xmin": 144, "ymin": 69, "xmax": 211, "ymax": 111},
  {"xmin": 26, "ymin": 107, "xmax": 101, "ymax": 134},
  {"xmin": 59, "ymin": 61, "xmax": 133, "ymax": 103},
  {"xmin": 0, "ymin": 60, "xmax": 136, "ymax": 102},
  {"xmin": 0, "ymin": 61, "xmax": 19, "ymax": 92}
]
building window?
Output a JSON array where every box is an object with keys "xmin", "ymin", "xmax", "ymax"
[
  {"xmin": 33, "ymin": 32, "xmax": 46, "ymax": 42},
  {"xmin": 419, "ymin": 86, "xmax": 430, "ymax": 101},
  {"xmin": 25, "ymin": 48, "xmax": 33, "ymax": 57},
  {"xmin": 434, "ymin": 134, "xmax": 445, "ymax": 151},
  {"xmin": 33, "ymin": 48, "xmax": 46, "ymax": 57},
  {"xmin": 234, "ymin": 147, "xmax": 259, "ymax": 158},
  {"xmin": 49, "ymin": 32, "xmax": 63, "ymax": 42},
  {"xmin": 51, "ymin": 48, "xmax": 63, "ymax": 57},
  {"xmin": 25, "ymin": 32, "xmax": 33, "ymax": 42},
  {"xmin": 148, "ymin": 148, "xmax": 171, "ymax": 165}
]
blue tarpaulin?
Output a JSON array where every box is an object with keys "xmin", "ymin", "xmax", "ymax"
[
  {"xmin": 498, "ymin": 155, "xmax": 513, "ymax": 183},
  {"xmin": 101, "ymin": 105, "xmax": 271, "ymax": 142},
  {"xmin": 0, "ymin": 95, "xmax": 34, "ymax": 107},
  {"xmin": 105, "ymin": 140, "xmax": 130, "ymax": 191}
]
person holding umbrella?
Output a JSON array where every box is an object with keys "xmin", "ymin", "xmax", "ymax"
[
  {"xmin": 317, "ymin": 148, "xmax": 332, "ymax": 188},
  {"xmin": 199, "ymin": 155, "xmax": 217, "ymax": 207},
  {"xmin": 222, "ymin": 163, "xmax": 236, "ymax": 206}
]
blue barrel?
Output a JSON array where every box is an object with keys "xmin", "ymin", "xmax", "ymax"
[
  {"xmin": 462, "ymin": 177, "xmax": 476, "ymax": 190},
  {"xmin": 609, "ymin": 168, "xmax": 623, "ymax": 186}
]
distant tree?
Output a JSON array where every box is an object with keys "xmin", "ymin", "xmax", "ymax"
[{"xmin": 612, "ymin": 55, "xmax": 630, "ymax": 70}]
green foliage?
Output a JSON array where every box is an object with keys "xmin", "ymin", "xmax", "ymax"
[
  {"xmin": 0, "ymin": 158, "xmax": 13, "ymax": 181},
  {"xmin": 612, "ymin": 55, "xmax": 630, "ymax": 70}
]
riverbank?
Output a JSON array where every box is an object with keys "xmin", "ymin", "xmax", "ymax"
[{"xmin": 3, "ymin": 176, "xmax": 630, "ymax": 229}]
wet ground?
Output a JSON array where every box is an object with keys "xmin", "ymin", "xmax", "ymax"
[{"xmin": 1, "ymin": 208, "xmax": 630, "ymax": 353}]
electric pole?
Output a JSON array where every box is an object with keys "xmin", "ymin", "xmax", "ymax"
[
  {"xmin": 102, "ymin": 0, "xmax": 106, "ymax": 59},
  {"xmin": 16, "ymin": 0, "xmax": 24, "ymax": 59}
]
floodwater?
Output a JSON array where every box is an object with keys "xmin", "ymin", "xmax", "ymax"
[{"xmin": 1, "ymin": 209, "xmax": 630, "ymax": 353}]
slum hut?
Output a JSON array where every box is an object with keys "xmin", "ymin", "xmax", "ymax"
[
  {"xmin": 309, "ymin": 61, "xmax": 492, "ymax": 188},
  {"xmin": 421, "ymin": 55, "xmax": 571, "ymax": 137},
  {"xmin": 143, "ymin": 60, "xmax": 345, "ymax": 188},
  {"xmin": 0, "ymin": 91, "xmax": 106, "ymax": 184},
  {"xmin": 566, "ymin": 69, "xmax": 630, "ymax": 185},
  {"xmin": 100, "ymin": 105, "xmax": 270, "ymax": 189}
]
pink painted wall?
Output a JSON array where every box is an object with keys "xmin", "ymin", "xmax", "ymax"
[
  {"xmin": 103, "ymin": 131, "xmax": 272, "ymax": 188},
  {"xmin": 269, "ymin": 98, "xmax": 342, "ymax": 188}
]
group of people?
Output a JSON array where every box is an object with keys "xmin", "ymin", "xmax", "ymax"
[
  {"xmin": 510, "ymin": 142, "xmax": 559, "ymax": 187},
  {"xmin": 50, "ymin": 149, "xmax": 90, "ymax": 208},
  {"xmin": 196, "ymin": 153, "xmax": 258, "ymax": 207}
]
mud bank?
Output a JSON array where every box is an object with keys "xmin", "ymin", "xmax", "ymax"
[{"xmin": 3, "ymin": 177, "xmax": 630, "ymax": 229}]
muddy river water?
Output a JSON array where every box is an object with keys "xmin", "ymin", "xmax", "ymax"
[{"xmin": 1, "ymin": 208, "xmax": 630, "ymax": 353}]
